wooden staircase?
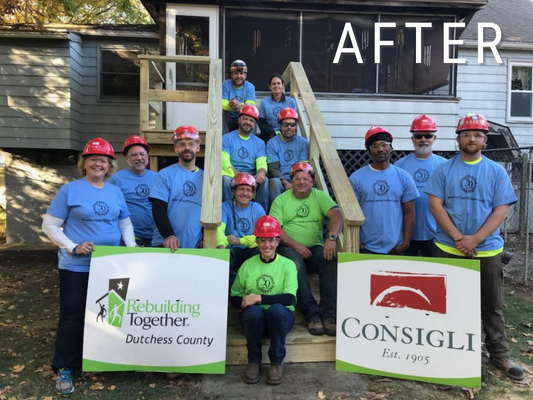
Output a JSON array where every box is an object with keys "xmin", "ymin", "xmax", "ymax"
[
  {"xmin": 138, "ymin": 58, "xmax": 364, "ymax": 364},
  {"xmin": 225, "ymin": 275, "xmax": 336, "ymax": 365}
]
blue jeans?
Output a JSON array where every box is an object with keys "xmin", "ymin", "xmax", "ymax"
[
  {"xmin": 52, "ymin": 269, "xmax": 89, "ymax": 373},
  {"xmin": 277, "ymin": 245, "xmax": 337, "ymax": 321},
  {"xmin": 269, "ymin": 178, "xmax": 285, "ymax": 207},
  {"xmin": 222, "ymin": 175, "xmax": 270, "ymax": 212},
  {"xmin": 241, "ymin": 304, "xmax": 295, "ymax": 364}
]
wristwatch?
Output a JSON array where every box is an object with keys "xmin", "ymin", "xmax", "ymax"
[{"xmin": 326, "ymin": 234, "xmax": 337, "ymax": 241}]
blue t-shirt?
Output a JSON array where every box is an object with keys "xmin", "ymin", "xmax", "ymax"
[
  {"xmin": 395, "ymin": 153, "xmax": 447, "ymax": 241},
  {"xmin": 349, "ymin": 165, "xmax": 419, "ymax": 254},
  {"xmin": 221, "ymin": 201, "xmax": 266, "ymax": 249},
  {"xmin": 222, "ymin": 130, "xmax": 267, "ymax": 174},
  {"xmin": 46, "ymin": 177, "xmax": 130, "ymax": 273},
  {"xmin": 108, "ymin": 168, "xmax": 157, "ymax": 240},
  {"xmin": 149, "ymin": 163, "xmax": 204, "ymax": 248},
  {"xmin": 258, "ymin": 94, "xmax": 297, "ymax": 131},
  {"xmin": 267, "ymin": 135, "xmax": 310, "ymax": 181},
  {"xmin": 222, "ymin": 80, "xmax": 256, "ymax": 119},
  {"xmin": 425, "ymin": 155, "xmax": 517, "ymax": 251}
]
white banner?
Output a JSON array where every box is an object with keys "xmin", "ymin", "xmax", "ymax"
[
  {"xmin": 336, "ymin": 254, "xmax": 481, "ymax": 388},
  {"xmin": 83, "ymin": 246, "xmax": 229, "ymax": 374}
]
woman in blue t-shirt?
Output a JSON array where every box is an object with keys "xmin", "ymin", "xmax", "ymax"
[{"xmin": 42, "ymin": 137, "xmax": 136, "ymax": 395}]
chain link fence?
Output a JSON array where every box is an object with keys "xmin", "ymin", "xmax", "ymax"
[{"xmin": 483, "ymin": 147, "xmax": 533, "ymax": 284}]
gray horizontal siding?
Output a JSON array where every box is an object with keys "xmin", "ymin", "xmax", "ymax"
[{"xmin": 457, "ymin": 47, "xmax": 533, "ymax": 147}]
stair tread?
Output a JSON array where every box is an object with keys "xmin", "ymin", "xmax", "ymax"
[{"xmin": 226, "ymin": 323, "xmax": 336, "ymax": 346}]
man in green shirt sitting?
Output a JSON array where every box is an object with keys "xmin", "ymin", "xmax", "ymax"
[{"xmin": 270, "ymin": 162, "xmax": 343, "ymax": 336}]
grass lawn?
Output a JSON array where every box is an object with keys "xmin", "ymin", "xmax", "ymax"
[{"xmin": 0, "ymin": 250, "xmax": 531, "ymax": 399}]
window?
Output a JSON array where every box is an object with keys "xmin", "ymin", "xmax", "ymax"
[
  {"xmin": 224, "ymin": 9, "xmax": 456, "ymax": 96},
  {"xmin": 225, "ymin": 10, "xmax": 300, "ymax": 91},
  {"xmin": 99, "ymin": 49, "xmax": 140, "ymax": 101},
  {"xmin": 378, "ymin": 16, "xmax": 453, "ymax": 95},
  {"xmin": 509, "ymin": 64, "xmax": 533, "ymax": 120}
]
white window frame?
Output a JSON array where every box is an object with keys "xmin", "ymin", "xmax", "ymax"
[
  {"xmin": 97, "ymin": 45, "xmax": 144, "ymax": 103},
  {"xmin": 507, "ymin": 62, "xmax": 533, "ymax": 123}
]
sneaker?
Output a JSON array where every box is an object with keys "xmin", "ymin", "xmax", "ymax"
[
  {"xmin": 243, "ymin": 362, "xmax": 261, "ymax": 384},
  {"xmin": 322, "ymin": 318, "xmax": 337, "ymax": 336},
  {"xmin": 307, "ymin": 317, "xmax": 325, "ymax": 335},
  {"xmin": 56, "ymin": 368, "xmax": 75, "ymax": 394},
  {"xmin": 490, "ymin": 357, "xmax": 524, "ymax": 380},
  {"xmin": 266, "ymin": 363, "xmax": 284, "ymax": 385}
]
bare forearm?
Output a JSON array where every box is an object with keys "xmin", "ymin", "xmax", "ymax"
[
  {"xmin": 429, "ymin": 197, "xmax": 462, "ymax": 241},
  {"xmin": 474, "ymin": 205, "xmax": 509, "ymax": 244}
]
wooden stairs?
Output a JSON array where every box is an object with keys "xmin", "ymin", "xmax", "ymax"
[{"xmin": 225, "ymin": 274, "xmax": 336, "ymax": 365}]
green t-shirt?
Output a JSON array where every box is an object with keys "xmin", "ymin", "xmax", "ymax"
[
  {"xmin": 270, "ymin": 188, "xmax": 338, "ymax": 248},
  {"xmin": 230, "ymin": 254, "xmax": 298, "ymax": 311}
]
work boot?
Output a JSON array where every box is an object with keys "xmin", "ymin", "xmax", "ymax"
[
  {"xmin": 307, "ymin": 317, "xmax": 325, "ymax": 335},
  {"xmin": 242, "ymin": 362, "xmax": 261, "ymax": 384},
  {"xmin": 490, "ymin": 357, "xmax": 524, "ymax": 380},
  {"xmin": 266, "ymin": 363, "xmax": 284, "ymax": 385},
  {"xmin": 322, "ymin": 318, "xmax": 337, "ymax": 336}
]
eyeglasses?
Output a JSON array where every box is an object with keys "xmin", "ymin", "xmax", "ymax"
[
  {"xmin": 256, "ymin": 237, "xmax": 278, "ymax": 243},
  {"xmin": 293, "ymin": 177, "xmax": 312, "ymax": 183},
  {"xmin": 369, "ymin": 142, "xmax": 391, "ymax": 150},
  {"xmin": 126, "ymin": 152, "xmax": 148, "ymax": 158},
  {"xmin": 413, "ymin": 134, "xmax": 435, "ymax": 140},
  {"xmin": 458, "ymin": 132, "xmax": 486, "ymax": 139},
  {"xmin": 87, "ymin": 157, "xmax": 109, "ymax": 165},
  {"xmin": 280, "ymin": 122, "xmax": 297, "ymax": 128},
  {"xmin": 176, "ymin": 140, "xmax": 199, "ymax": 147}
]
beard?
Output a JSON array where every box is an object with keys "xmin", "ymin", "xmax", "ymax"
[{"xmin": 415, "ymin": 144, "xmax": 432, "ymax": 156}]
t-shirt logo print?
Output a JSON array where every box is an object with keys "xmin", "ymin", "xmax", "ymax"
[
  {"xmin": 93, "ymin": 201, "xmax": 110, "ymax": 216},
  {"xmin": 373, "ymin": 180, "xmax": 390, "ymax": 196},
  {"xmin": 297, "ymin": 204, "xmax": 310, "ymax": 218},
  {"xmin": 283, "ymin": 150, "xmax": 294, "ymax": 163},
  {"xmin": 413, "ymin": 168, "xmax": 430, "ymax": 184},
  {"xmin": 256, "ymin": 274, "xmax": 275, "ymax": 294},
  {"xmin": 460, "ymin": 175, "xmax": 477, "ymax": 193},
  {"xmin": 238, "ymin": 218, "xmax": 251, "ymax": 233},
  {"xmin": 183, "ymin": 180, "xmax": 198, "ymax": 197},
  {"xmin": 272, "ymin": 106, "xmax": 282, "ymax": 119},
  {"xmin": 238, "ymin": 147, "xmax": 249, "ymax": 159},
  {"xmin": 135, "ymin": 183, "xmax": 150, "ymax": 198}
]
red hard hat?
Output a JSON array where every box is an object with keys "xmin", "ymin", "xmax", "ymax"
[
  {"xmin": 172, "ymin": 125, "xmax": 201, "ymax": 143},
  {"xmin": 82, "ymin": 137, "xmax": 115, "ymax": 159},
  {"xmin": 239, "ymin": 104, "xmax": 259, "ymax": 121},
  {"xmin": 364, "ymin": 126, "xmax": 393, "ymax": 148},
  {"xmin": 290, "ymin": 162, "xmax": 315, "ymax": 179},
  {"xmin": 231, "ymin": 172, "xmax": 257, "ymax": 191},
  {"xmin": 456, "ymin": 113, "xmax": 489, "ymax": 134},
  {"xmin": 253, "ymin": 215, "xmax": 281, "ymax": 238},
  {"xmin": 277, "ymin": 108, "xmax": 299, "ymax": 123},
  {"xmin": 410, "ymin": 115, "xmax": 437, "ymax": 133},
  {"xmin": 123, "ymin": 135, "xmax": 149, "ymax": 155}
]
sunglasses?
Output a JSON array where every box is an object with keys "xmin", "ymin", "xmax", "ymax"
[
  {"xmin": 280, "ymin": 122, "xmax": 297, "ymax": 128},
  {"xmin": 413, "ymin": 133, "xmax": 435, "ymax": 139}
]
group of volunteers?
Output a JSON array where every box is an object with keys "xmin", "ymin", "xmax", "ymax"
[{"xmin": 41, "ymin": 58, "xmax": 523, "ymax": 395}]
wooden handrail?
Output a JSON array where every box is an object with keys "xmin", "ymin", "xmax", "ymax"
[{"xmin": 282, "ymin": 62, "xmax": 364, "ymax": 253}]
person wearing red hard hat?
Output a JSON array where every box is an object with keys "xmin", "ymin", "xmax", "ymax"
[
  {"xmin": 270, "ymin": 162, "xmax": 343, "ymax": 337},
  {"xmin": 395, "ymin": 115, "xmax": 447, "ymax": 256},
  {"xmin": 266, "ymin": 108, "xmax": 310, "ymax": 207},
  {"xmin": 230, "ymin": 215, "xmax": 297, "ymax": 385},
  {"xmin": 349, "ymin": 127, "xmax": 419, "ymax": 255},
  {"xmin": 42, "ymin": 137, "xmax": 135, "ymax": 394},
  {"xmin": 149, "ymin": 125, "xmax": 203, "ymax": 251},
  {"xmin": 257, "ymin": 74, "xmax": 297, "ymax": 142},
  {"xmin": 222, "ymin": 105, "xmax": 270, "ymax": 212},
  {"xmin": 425, "ymin": 113, "xmax": 524, "ymax": 381},
  {"xmin": 217, "ymin": 172, "xmax": 266, "ymax": 287},
  {"xmin": 108, "ymin": 135, "xmax": 157, "ymax": 247},
  {"xmin": 222, "ymin": 59, "xmax": 257, "ymax": 134}
]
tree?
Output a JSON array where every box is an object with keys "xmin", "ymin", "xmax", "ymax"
[{"xmin": 0, "ymin": 0, "xmax": 151, "ymax": 26}]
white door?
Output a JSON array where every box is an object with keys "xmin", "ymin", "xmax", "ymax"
[{"xmin": 166, "ymin": 4, "xmax": 219, "ymax": 131}]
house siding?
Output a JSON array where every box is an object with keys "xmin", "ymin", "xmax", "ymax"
[{"xmin": 457, "ymin": 47, "xmax": 533, "ymax": 146}]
